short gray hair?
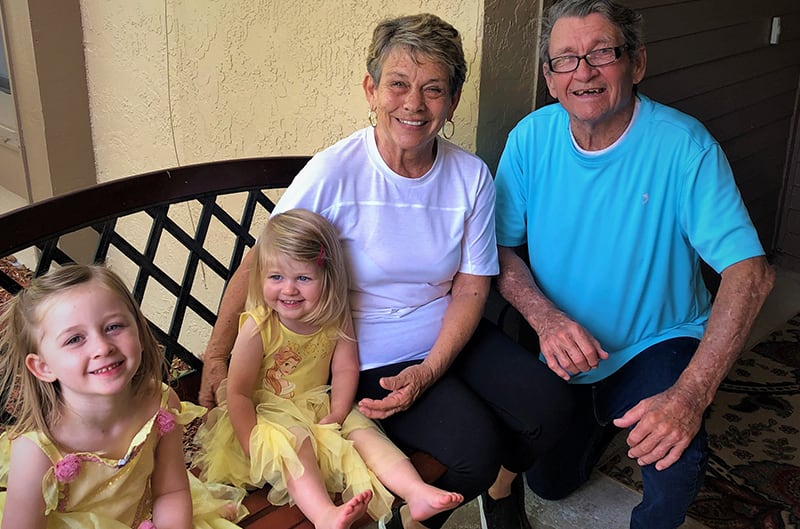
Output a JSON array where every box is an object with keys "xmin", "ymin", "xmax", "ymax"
[
  {"xmin": 540, "ymin": 0, "xmax": 644, "ymax": 64},
  {"xmin": 366, "ymin": 13, "xmax": 467, "ymax": 97}
]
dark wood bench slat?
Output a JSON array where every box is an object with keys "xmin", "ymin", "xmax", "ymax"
[{"xmin": 0, "ymin": 157, "xmax": 305, "ymax": 258}]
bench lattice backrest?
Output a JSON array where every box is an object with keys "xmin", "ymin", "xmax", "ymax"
[{"xmin": 0, "ymin": 156, "xmax": 309, "ymax": 377}]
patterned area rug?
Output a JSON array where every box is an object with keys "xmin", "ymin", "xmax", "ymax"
[
  {"xmin": 0, "ymin": 255, "xmax": 32, "ymax": 303},
  {"xmin": 600, "ymin": 314, "xmax": 800, "ymax": 529}
]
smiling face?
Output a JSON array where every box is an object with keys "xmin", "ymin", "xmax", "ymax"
[
  {"xmin": 544, "ymin": 13, "xmax": 646, "ymax": 147},
  {"xmin": 363, "ymin": 46, "xmax": 460, "ymax": 175},
  {"xmin": 262, "ymin": 255, "xmax": 324, "ymax": 334},
  {"xmin": 26, "ymin": 280, "xmax": 143, "ymax": 400}
]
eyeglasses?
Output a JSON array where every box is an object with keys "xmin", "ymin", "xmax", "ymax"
[{"xmin": 548, "ymin": 45, "xmax": 629, "ymax": 73}]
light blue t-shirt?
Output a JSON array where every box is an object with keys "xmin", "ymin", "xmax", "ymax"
[{"xmin": 495, "ymin": 95, "xmax": 765, "ymax": 383}]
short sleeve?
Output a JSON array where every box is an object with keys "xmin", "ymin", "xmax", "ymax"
[
  {"xmin": 679, "ymin": 143, "xmax": 764, "ymax": 273},
  {"xmin": 495, "ymin": 126, "xmax": 530, "ymax": 248}
]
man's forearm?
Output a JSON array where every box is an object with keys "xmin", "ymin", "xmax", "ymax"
[
  {"xmin": 496, "ymin": 245, "xmax": 560, "ymax": 332},
  {"xmin": 423, "ymin": 272, "xmax": 489, "ymax": 382},
  {"xmin": 676, "ymin": 256, "xmax": 775, "ymax": 407}
]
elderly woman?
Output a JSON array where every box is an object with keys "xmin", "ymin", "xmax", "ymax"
[{"xmin": 200, "ymin": 13, "xmax": 572, "ymax": 529}]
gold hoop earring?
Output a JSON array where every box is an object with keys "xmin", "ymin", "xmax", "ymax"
[
  {"xmin": 368, "ymin": 108, "xmax": 378, "ymax": 128},
  {"xmin": 442, "ymin": 119, "xmax": 455, "ymax": 139}
]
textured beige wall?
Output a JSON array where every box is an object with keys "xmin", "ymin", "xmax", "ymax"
[
  {"xmin": 80, "ymin": 0, "xmax": 483, "ymax": 182},
  {"xmin": 77, "ymin": 0, "xmax": 484, "ymax": 358}
]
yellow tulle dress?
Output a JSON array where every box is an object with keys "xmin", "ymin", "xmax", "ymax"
[
  {"xmin": 193, "ymin": 307, "xmax": 395, "ymax": 523},
  {"xmin": 0, "ymin": 383, "xmax": 248, "ymax": 529}
]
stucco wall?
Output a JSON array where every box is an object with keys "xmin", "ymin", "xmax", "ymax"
[
  {"xmin": 79, "ymin": 0, "xmax": 484, "ymax": 182},
  {"xmin": 75, "ymin": 1, "xmax": 484, "ymax": 359}
]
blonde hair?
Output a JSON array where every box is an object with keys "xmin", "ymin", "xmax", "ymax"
[
  {"xmin": 247, "ymin": 209, "xmax": 350, "ymax": 334},
  {"xmin": 0, "ymin": 264, "xmax": 165, "ymax": 439}
]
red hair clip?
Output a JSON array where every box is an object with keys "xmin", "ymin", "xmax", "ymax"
[{"xmin": 316, "ymin": 246, "xmax": 326, "ymax": 267}]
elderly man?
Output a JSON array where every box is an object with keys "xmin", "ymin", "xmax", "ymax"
[{"xmin": 482, "ymin": 0, "xmax": 775, "ymax": 528}]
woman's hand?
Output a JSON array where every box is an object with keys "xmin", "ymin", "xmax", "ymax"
[
  {"xmin": 358, "ymin": 363, "xmax": 435, "ymax": 419},
  {"xmin": 198, "ymin": 355, "xmax": 229, "ymax": 408}
]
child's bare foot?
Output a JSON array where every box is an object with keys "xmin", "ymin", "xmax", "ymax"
[
  {"xmin": 405, "ymin": 484, "xmax": 463, "ymax": 521},
  {"xmin": 323, "ymin": 490, "xmax": 372, "ymax": 529}
]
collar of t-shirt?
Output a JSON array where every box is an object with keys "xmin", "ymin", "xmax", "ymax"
[{"xmin": 571, "ymin": 96, "xmax": 641, "ymax": 156}]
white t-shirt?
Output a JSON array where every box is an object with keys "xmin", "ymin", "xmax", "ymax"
[{"xmin": 274, "ymin": 127, "xmax": 498, "ymax": 369}]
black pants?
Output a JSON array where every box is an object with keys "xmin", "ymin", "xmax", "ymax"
[{"xmin": 356, "ymin": 318, "xmax": 574, "ymax": 528}]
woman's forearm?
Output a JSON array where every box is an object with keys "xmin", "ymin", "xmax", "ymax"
[{"xmin": 422, "ymin": 272, "xmax": 490, "ymax": 382}]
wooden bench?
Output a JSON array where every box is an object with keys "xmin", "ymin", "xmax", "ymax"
[{"xmin": 0, "ymin": 157, "xmax": 446, "ymax": 528}]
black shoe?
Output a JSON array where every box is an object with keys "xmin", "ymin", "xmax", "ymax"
[
  {"xmin": 378, "ymin": 504, "xmax": 404, "ymax": 529},
  {"xmin": 478, "ymin": 474, "xmax": 532, "ymax": 529}
]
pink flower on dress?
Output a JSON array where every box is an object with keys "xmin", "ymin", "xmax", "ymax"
[
  {"xmin": 54, "ymin": 454, "xmax": 81, "ymax": 483},
  {"xmin": 155, "ymin": 408, "xmax": 176, "ymax": 435},
  {"xmin": 137, "ymin": 521, "xmax": 157, "ymax": 529}
]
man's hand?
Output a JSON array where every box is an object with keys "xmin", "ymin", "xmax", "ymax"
[
  {"xmin": 198, "ymin": 356, "xmax": 229, "ymax": 409},
  {"xmin": 537, "ymin": 310, "xmax": 608, "ymax": 380},
  {"xmin": 358, "ymin": 363, "xmax": 435, "ymax": 420},
  {"xmin": 613, "ymin": 383, "xmax": 706, "ymax": 471}
]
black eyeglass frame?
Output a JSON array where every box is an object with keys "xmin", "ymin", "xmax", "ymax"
[{"xmin": 547, "ymin": 45, "xmax": 630, "ymax": 74}]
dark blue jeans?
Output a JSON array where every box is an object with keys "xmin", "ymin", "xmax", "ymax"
[{"xmin": 525, "ymin": 337, "xmax": 709, "ymax": 529}]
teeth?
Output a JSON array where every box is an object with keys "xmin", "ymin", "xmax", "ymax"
[
  {"xmin": 574, "ymin": 88, "xmax": 603, "ymax": 96},
  {"xmin": 399, "ymin": 119, "xmax": 425, "ymax": 126},
  {"xmin": 92, "ymin": 361, "xmax": 121, "ymax": 374}
]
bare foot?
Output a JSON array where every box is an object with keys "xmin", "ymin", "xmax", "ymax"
[
  {"xmin": 324, "ymin": 490, "xmax": 373, "ymax": 529},
  {"xmin": 405, "ymin": 484, "xmax": 463, "ymax": 521}
]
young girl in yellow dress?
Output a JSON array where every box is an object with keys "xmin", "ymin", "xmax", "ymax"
[
  {"xmin": 0, "ymin": 264, "xmax": 246, "ymax": 529},
  {"xmin": 193, "ymin": 209, "xmax": 462, "ymax": 529}
]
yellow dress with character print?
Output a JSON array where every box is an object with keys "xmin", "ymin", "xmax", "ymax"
[
  {"xmin": 193, "ymin": 306, "xmax": 394, "ymax": 522},
  {"xmin": 0, "ymin": 383, "xmax": 247, "ymax": 529}
]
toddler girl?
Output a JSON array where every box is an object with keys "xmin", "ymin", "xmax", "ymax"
[{"xmin": 193, "ymin": 209, "xmax": 462, "ymax": 529}]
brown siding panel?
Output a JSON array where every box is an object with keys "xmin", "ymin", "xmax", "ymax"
[
  {"xmin": 672, "ymin": 68, "xmax": 799, "ymax": 122},
  {"xmin": 625, "ymin": 0, "xmax": 800, "ymax": 252},
  {"xmin": 734, "ymin": 143, "xmax": 789, "ymax": 199},
  {"xmin": 639, "ymin": 0, "xmax": 800, "ymax": 42},
  {"xmin": 705, "ymin": 91, "xmax": 796, "ymax": 145},
  {"xmin": 721, "ymin": 118, "xmax": 792, "ymax": 165},
  {"xmin": 641, "ymin": 43, "xmax": 800, "ymax": 103},
  {"xmin": 646, "ymin": 22, "xmax": 770, "ymax": 77}
]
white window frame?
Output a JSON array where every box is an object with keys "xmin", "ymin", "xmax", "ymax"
[{"xmin": 0, "ymin": 16, "xmax": 19, "ymax": 152}]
